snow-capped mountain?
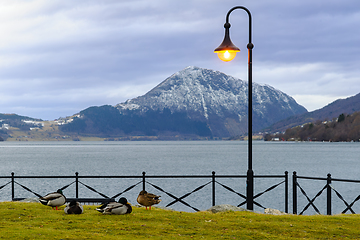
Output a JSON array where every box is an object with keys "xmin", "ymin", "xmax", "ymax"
[{"xmin": 115, "ymin": 66, "xmax": 307, "ymax": 137}]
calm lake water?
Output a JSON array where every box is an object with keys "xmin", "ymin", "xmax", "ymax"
[{"xmin": 0, "ymin": 141, "xmax": 359, "ymax": 214}]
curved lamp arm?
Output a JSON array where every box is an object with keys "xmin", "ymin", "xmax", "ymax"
[
  {"xmin": 214, "ymin": 6, "xmax": 253, "ymax": 61},
  {"xmin": 226, "ymin": 6, "xmax": 252, "ymax": 46}
]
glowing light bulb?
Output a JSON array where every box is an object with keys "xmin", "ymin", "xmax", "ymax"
[
  {"xmin": 224, "ymin": 51, "xmax": 230, "ymax": 59},
  {"xmin": 216, "ymin": 50, "xmax": 238, "ymax": 62}
]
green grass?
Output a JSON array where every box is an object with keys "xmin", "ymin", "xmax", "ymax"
[{"xmin": 1, "ymin": 202, "xmax": 360, "ymax": 239}]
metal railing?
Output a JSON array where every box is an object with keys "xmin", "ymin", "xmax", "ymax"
[
  {"xmin": 293, "ymin": 171, "xmax": 360, "ymax": 215},
  {"xmin": 0, "ymin": 171, "xmax": 289, "ymax": 212},
  {"xmin": 4, "ymin": 170, "xmax": 360, "ymax": 215}
]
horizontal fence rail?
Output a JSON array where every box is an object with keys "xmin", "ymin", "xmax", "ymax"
[
  {"xmin": 0, "ymin": 171, "xmax": 289, "ymax": 213},
  {"xmin": 293, "ymin": 171, "xmax": 360, "ymax": 215},
  {"xmin": 3, "ymin": 171, "xmax": 360, "ymax": 215}
]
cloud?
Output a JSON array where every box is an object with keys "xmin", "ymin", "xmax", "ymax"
[
  {"xmin": 252, "ymin": 61, "xmax": 360, "ymax": 111},
  {"xmin": 0, "ymin": 0, "xmax": 360, "ymax": 119}
]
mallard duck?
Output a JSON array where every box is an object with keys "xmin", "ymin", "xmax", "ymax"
[
  {"xmin": 96, "ymin": 197, "xmax": 132, "ymax": 215},
  {"xmin": 64, "ymin": 200, "xmax": 83, "ymax": 214},
  {"xmin": 137, "ymin": 190, "xmax": 161, "ymax": 210},
  {"xmin": 39, "ymin": 189, "xmax": 66, "ymax": 210}
]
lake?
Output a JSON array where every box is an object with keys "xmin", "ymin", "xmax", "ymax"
[{"xmin": 0, "ymin": 141, "xmax": 359, "ymax": 214}]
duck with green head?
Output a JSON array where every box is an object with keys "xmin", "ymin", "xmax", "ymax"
[
  {"xmin": 39, "ymin": 189, "xmax": 66, "ymax": 210},
  {"xmin": 96, "ymin": 197, "xmax": 132, "ymax": 215}
]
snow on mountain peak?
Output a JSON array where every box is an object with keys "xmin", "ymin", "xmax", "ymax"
[{"xmin": 115, "ymin": 66, "xmax": 307, "ymax": 131}]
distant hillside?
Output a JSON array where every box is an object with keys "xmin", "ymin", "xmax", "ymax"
[
  {"xmin": 0, "ymin": 113, "xmax": 41, "ymax": 121},
  {"xmin": 60, "ymin": 66, "xmax": 307, "ymax": 138},
  {"xmin": 265, "ymin": 93, "xmax": 360, "ymax": 133},
  {"xmin": 0, "ymin": 114, "xmax": 44, "ymax": 140},
  {"xmin": 265, "ymin": 112, "xmax": 360, "ymax": 142},
  {"xmin": 60, "ymin": 105, "xmax": 212, "ymax": 139},
  {"xmin": 0, "ymin": 114, "xmax": 41, "ymax": 130}
]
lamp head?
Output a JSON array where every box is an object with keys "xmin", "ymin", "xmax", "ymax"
[{"xmin": 214, "ymin": 23, "xmax": 240, "ymax": 62}]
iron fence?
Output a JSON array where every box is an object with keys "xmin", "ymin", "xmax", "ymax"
[
  {"xmin": 3, "ymin": 171, "xmax": 360, "ymax": 215},
  {"xmin": 0, "ymin": 171, "xmax": 288, "ymax": 213},
  {"xmin": 293, "ymin": 171, "xmax": 360, "ymax": 215}
]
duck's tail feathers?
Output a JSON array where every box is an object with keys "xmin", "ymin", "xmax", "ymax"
[
  {"xmin": 39, "ymin": 199, "xmax": 48, "ymax": 205},
  {"xmin": 97, "ymin": 203, "xmax": 107, "ymax": 210},
  {"xmin": 96, "ymin": 208, "xmax": 105, "ymax": 213}
]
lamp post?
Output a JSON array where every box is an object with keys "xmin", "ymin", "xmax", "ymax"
[{"xmin": 214, "ymin": 6, "xmax": 254, "ymax": 210}]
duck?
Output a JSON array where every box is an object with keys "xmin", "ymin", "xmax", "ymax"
[
  {"xmin": 137, "ymin": 190, "xmax": 161, "ymax": 210},
  {"xmin": 64, "ymin": 200, "xmax": 83, "ymax": 214},
  {"xmin": 96, "ymin": 197, "xmax": 132, "ymax": 215},
  {"xmin": 39, "ymin": 189, "xmax": 66, "ymax": 210}
]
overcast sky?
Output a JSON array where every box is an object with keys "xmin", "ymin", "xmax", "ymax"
[{"xmin": 0, "ymin": 0, "xmax": 359, "ymax": 120}]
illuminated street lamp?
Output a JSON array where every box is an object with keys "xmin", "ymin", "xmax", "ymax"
[
  {"xmin": 214, "ymin": 22, "xmax": 240, "ymax": 62},
  {"xmin": 214, "ymin": 6, "xmax": 254, "ymax": 210}
]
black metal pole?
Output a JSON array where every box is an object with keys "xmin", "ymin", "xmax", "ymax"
[
  {"xmin": 212, "ymin": 171, "xmax": 216, "ymax": 206},
  {"xmin": 226, "ymin": 6, "xmax": 254, "ymax": 211},
  {"xmin": 293, "ymin": 171, "xmax": 297, "ymax": 214},
  {"xmin": 327, "ymin": 173, "xmax": 332, "ymax": 215},
  {"xmin": 142, "ymin": 171, "xmax": 146, "ymax": 191},
  {"xmin": 247, "ymin": 41, "xmax": 254, "ymax": 210},
  {"xmin": 285, "ymin": 171, "xmax": 289, "ymax": 213},
  {"xmin": 75, "ymin": 172, "xmax": 79, "ymax": 198},
  {"xmin": 11, "ymin": 172, "xmax": 15, "ymax": 201}
]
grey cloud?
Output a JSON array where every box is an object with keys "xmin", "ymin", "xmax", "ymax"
[{"xmin": 0, "ymin": 0, "xmax": 359, "ymax": 119}]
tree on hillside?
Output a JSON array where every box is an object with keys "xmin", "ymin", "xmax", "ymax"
[
  {"xmin": 265, "ymin": 111, "xmax": 360, "ymax": 142},
  {"xmin": 338, "ymin": 113, "xmax": 345, "ymax": 123}
]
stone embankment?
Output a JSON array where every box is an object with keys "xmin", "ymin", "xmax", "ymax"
[{"xmin": 206, "ymin": 204, "xmax": 288, "ymax": 215}]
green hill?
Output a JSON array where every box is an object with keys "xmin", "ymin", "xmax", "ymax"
[{"xmin": 265, "ymin": 112, "xmax": 360, "ymax": 142}]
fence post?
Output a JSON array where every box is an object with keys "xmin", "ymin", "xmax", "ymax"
[
  {"xmin": 327, "ymin": 173, "xmax": 332, "ymax": 215},
  {"xmin": 285, "ymin": 171, "xmax": 288, "ymax": 213},
  {"xmin": 75, "ymin": 172, "xmax": 79, "ymax": 198},
  {"xmin": 142, "ymin": 172, "xmax": 146, "ymax": 191},
  {"xmin": 11, "ymin": 172, "xmax": 15, "ymax": 201},
  {"xmin": 212, "ymin": 171, "xmax": 216, "ymax": 206},
  {"xmin": 292, "ymin": 171, "xmax": 297, "ymax": 214}
]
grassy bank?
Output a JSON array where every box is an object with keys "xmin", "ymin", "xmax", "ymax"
[{"xmin": 1, "ymin": 202, "xmax": 360, "ymax": 239}]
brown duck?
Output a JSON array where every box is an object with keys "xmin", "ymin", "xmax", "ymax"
[{"xmin": 137, "ymin": 190, "xmax": 161, "ymax": 210}]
